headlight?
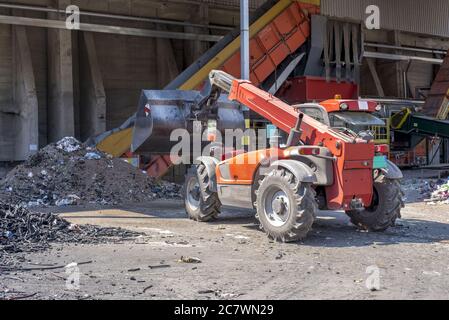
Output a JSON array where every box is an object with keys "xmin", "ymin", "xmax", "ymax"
[
  {"xmin": 375, "ymin": 104, "xmax": 382, "ymax": 111},
  {"xmin": 340, "ymin": 103, "xmax": 349, "ymax": 110}
]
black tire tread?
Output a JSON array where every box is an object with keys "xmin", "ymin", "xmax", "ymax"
[
  {"xmin": 347, "ymin": 177, "xmax": 404, "ymax": 232},
  {"xmin": 183, "ymin": 164, "xmax": 221, "ymax": 222},
  {"xmin": 256, "ymin": 168, "xmax": 317, "ymax": 242}
]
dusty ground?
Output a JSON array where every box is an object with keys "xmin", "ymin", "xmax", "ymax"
[{"xmin": 1, "ymin": 171, "xmax": 449, "ymax": 300}]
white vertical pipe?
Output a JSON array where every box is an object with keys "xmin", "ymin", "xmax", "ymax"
[
  {"xmin": 240, "ymin": 0, "xmax": 250, "ymax": 120},
  {"xmin": 240, "ymin": 0, "xmax": 250, "ymax": 81}
]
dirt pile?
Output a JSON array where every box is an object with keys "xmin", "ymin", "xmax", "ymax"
[{"xmin": 0, "ymin": 137, "xmax": 181, "ymax": 207}]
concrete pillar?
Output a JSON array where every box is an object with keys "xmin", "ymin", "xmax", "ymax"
[
  {"xmin": 184, "ymin": 4, "xmax": 209, "ymax": 66},
  {"xmin": 79, "ymin": 32, "xmax": 106, "ymax": 140},
  {"xmin": 12, "ymin": 26, "xmax": 39, "ymax": 160},
  {"xmin": 47, "ymin": 0, "xmax": 75, "ymax": 142},
  {"xmin": 156, "ymin": 26, "xmax": 180, "ymax": 88},
  {"xmin": 0, "ymin": 23, "xmax": 14, "ymax": 161}
]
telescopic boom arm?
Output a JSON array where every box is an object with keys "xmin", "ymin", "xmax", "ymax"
[
  {"xmin": 209, "ymin": 70, "xmax": 376, "ymax": 210},
  {"xmin": 209, "ymin": 70, "xmax": 363, "ymax": 156}
]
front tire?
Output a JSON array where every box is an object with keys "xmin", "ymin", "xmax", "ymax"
[
  {"xmin": 346, "ymin": 177, "xmax": 404, "ymax": 231},
  {"xmin": 256, "ymin": 168, "xmax": 317, "ymax": 242},
  {"xmin": 183, "ymin": 164, "xmax": 221, "ymax": 222}
]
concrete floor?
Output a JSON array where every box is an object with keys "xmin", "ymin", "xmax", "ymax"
[{"xmin": 2, "ymin": 194, "xmax": 449, "ymax": 300}]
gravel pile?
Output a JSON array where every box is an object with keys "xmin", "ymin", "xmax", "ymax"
[
  {"xmin": 0, "ymin": 201, "xmax": 141, "ymax": 267},
  {"xmin": 0, "ymin": 137, "xmax": 181, "ymax": 208}
]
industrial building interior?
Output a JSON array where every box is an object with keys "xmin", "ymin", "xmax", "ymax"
[
  {"xmin": 1, "ymin": 0, "xmax": 449, "ymax": 301},
  {"xmin": 1, "ymin": 0, "xmax": 448, "ymax": 178}
]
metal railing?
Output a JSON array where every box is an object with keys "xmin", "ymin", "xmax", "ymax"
[{"xmin": 371, "ymin": 118, "xmax": 390, "ymax": 145}]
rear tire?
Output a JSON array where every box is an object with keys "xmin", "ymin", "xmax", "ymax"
[
  {"xmin": 183, "ymin": 164, "xmax": 221, "ymax": 222},
  {"xmin": 346, "ymin": 177, "xmax": 403, "ymax": 231},
  {"xmin": 255, "ymin": 168, "xmax": 317, "ymax": 242}
]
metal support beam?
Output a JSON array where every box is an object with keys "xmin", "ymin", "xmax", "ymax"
[
  {"xmin": 364, "ymin": 51, "xmax": 443, "ymax": 65},
  {"xmin": 268, "ymin": 53, "xmax": 306, "ymax": 95},
  {"xmin": 0, "ymin": 15, "xmax": 223, "ymax": 42},
  {"xmin": 365, "ymin": 43, "xmax": 447, "ymax": 55},
  {"xmin": 366, "ymin": 58, "xmax": 385, "ymax": 97},
  {"xmin": 0, "ymin": 2, "xmax": 233, "ymax": 31}
]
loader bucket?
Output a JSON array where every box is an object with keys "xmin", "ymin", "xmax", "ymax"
[{"xmin": 132, "ymin": 90, "xmax": 245, "ymax": 153}]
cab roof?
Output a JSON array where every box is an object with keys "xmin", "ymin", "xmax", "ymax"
[{"xmin": 319, "ymin": 99, "xmax": 379, "ymax": 113}]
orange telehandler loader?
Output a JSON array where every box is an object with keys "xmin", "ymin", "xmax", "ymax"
[{"xmin": 183, "ymin": 71, "xmax": 404, "ymax": 242}]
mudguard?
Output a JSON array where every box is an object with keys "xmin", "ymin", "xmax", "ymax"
[
  {"xmin": 381, "ymin": 160, "xmax": 403, "ymax": 180},
  {"xmin": 196, "ymin": 156, "xmax": 220, "ymax": 193},
  {"xmin": 270, "ymin": 160, "xmax": 317, "ymax": 184}
]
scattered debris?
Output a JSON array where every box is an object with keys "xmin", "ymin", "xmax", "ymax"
[
  {"xmin": 1, "ymin": 261, "xmax": 93, "ymax": 272},
  {"xmin": 56, "ymin": 137, "xmax": 81, "ymax": 153},
  {"xmin": 0, "ymin": 201, "xmax": 141, "ymax": 267},
  {"xmin": 0, "ymin": 137, "xmax": 181, "ymax": 207},
  {"xmin": 275, "ymin": 252, "xmax": 285, "ymax": 260},
  {"xmin": 178, "ymin": 256, "xmax": 202, "ymax": 264},
  {"xmin": 148, "ymin": 264, "xmax": 171, "ymax": 269},
  {"xmin": 226, "ymin": 233, "xmax": 249, "ymax": 240},
  {"xmin": 3, "ymin": 292, "xmax": 37, "ymax": 300},
  {"xmin": 219, "ymin": 292, "xmax": 241, "ymax": 299},
  {"xmin": 401, "ymin": 177, "xmax": 449, "ymax": 205},
  {"xmin": 426, "ymin": 180, "xmax": 449, "ymax": 205},
  {"xmin": 198, "ymin": 289, "xmax": 215, "ymax": 294},
  {"xmin": 84, "ymin": 152, "xmax": 102, "ymax": 160},
  {"xmin": 127, "ymin": 268, "xmax": 141, "ymax": 272},
  {"xmin": 143, "ymin": 285, "xmax": 153, "ymax": 293}
]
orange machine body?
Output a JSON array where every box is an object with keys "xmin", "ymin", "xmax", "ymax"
[{"xmin": 215, "ymin": 79, "xmax": 376, "ymax": 211}]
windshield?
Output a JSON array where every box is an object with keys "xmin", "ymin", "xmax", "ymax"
[
  {"xmin": 329, "ymin": 112, "xmax": 385, "ymax": 127},
  {"xmin": 299, "ymin": 107, "xmax": 328, "ymax": 124}
]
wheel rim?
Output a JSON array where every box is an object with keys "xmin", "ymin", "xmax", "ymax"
[
  {"xmin": 263, "ymin": 186, "xmax": 290, "ymax": 227},
  {"xmin": 186, "ymin": 177, "xmax": 201, "ymax": 211}
]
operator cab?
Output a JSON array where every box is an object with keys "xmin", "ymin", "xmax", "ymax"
[{"xmin": 293, "ymin": 100, "xmax": 385, "ymax": 141}]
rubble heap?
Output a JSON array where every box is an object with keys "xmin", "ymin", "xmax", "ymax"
[
  {"xmin": 401, "ymin": 177, "xmax": 449, "ymax": 205},
  {"xmin": 0, "ymin": 137, "xmax": 181, "ymax": 207},
  {"xmin": 426, "ymin": 180, "xmax": 449, "ymax": 205},
  {"xmin": 0, "ymin": 201, "xmax": 141, "ymax": 266}
]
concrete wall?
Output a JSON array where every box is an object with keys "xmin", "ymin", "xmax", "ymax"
[
  {"xmin": 1, "ymin": 0, "xmax": 449, "ymax": 163},
  {"xmin": 0, "ymin": 0, "xmax": 243, "ymax": 161},
  {"xmin": 94, "ymin": 32, "xmax": 158, "ymax": 131},
  {"xmin": 322, "ymin": 0, "xmax": 449, "ymax": 38}
]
